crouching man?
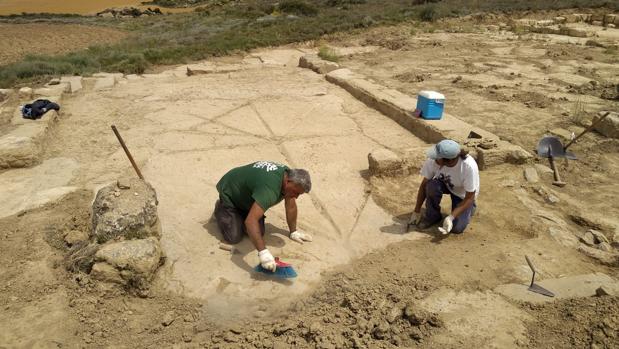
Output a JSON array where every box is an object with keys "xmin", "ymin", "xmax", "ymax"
[
  {"xmin": 215, "ymin": 161, "xmax": 313, "ymax": 271},
  {"xmin": 409, "ymin": 140, "xmax": 479, "ymax": 234}
]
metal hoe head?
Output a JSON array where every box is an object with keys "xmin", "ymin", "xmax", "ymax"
[
  {"xmin": 536, "ymin": 136, "xmax": 577, "ymax": 160},
  {"xmin": 525, "ymin": 255, "xmax": 555, "ymax": 298}
]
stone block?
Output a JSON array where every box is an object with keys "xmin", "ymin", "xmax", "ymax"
[
  {"xmin": 591, "ymin": 20, "xmax": 603, "ymax": 26},
  {"xmin": 0, "ymin": 89, "xmax": 12, "ymax": 103},
  {"xmin": 553, "ymin": 16, "xmax": 566, "ymax": 24},
  {"xmin": 594, "ymin": 111, "xmax": 619, "ymax": 139},
  {"xmin": 368, "ymin": 148, "xmax": 402, "ymax": 175},
  {"xmin": 299, "ymin": 54, "xmax": 340, "ymax": 74},
  {"xmin": 604, "ymin": 14, "xmax": 616, "ymax": 25},
  {"xmin": 523, "ymin": 167, "xmax": 539, "ymax": 183},
  {"xmin": 34, "ymin": 84, "xmax": 69, "ymax": 97},
  {"xmin": 591, "ymin": 14, "xmax": 604, "ymax": 22},
  {"xmin": 0, "ymin": 120, "xmax": 54, "ymax": 169},
  {"xmin": 580, "ymin": 230, "xmax": 595, "ymax": 246},
  {"xmin": 60, "ymin": 76, "xmax": 83, "ymax": 93},
  {"xmin": 477, "ymin": 142, "xmax": 532, "ymax": 170},
  {"xmin": 93, "ymin": 76, "xmax": 116, "ymax": 91},
  {"xmin": 91, "ymin": 178, "xmax": 160, "ymax": 243},
  {"xmin": 92, "ymin": 72, "xmax": 124, "ymax": 82},
  {"xmin": 567, "ymin": 28, "xmax": 588, "ymax": 37},
  {"xmin": 18, "ymin": 87, "xmax": 33, "ymax": 99},
  {"xmin": 93, "ymin": 237, "xmax": 164, "ymax": 284},
  {"xmin": 91, "ymin": 262, "xmax": 124, "ymax": 284},
  {"xmin": 578, "ymin": 244, "xmax": 618, "ymax": 266},
  {"xmin": 608, "ymin": 24, "xmax": 616, "ymax": 29}
]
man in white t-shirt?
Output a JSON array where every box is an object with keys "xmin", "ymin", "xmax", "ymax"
[{"xmin": 408, "ymin": 139, "xmax": 479, "ymax": 234}]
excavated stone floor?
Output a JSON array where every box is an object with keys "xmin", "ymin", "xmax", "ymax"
[{"xmin": 7, "ymin": 49, "xmax": 429, "ymax": 320}]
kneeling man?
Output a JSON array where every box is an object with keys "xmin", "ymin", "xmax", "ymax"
[
  {"xmin": 409, "ymin": 140, "xmax": 479, "ymax": 234},
  {"xmin": 215, "ymin": 161, "xmax": 313, "ymax": 271}
]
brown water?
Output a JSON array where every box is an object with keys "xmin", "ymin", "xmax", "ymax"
[{"xmin": 0, "ymin": 0, "xmax": 189, "ymax": 15}]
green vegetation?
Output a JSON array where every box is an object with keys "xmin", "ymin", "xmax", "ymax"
[
  {"xmin": 1, "ymin": 0, "xmax": 618, "ymax": 87},
  {"xmin": 318, "ymin": 46, "xmax": 339, "ymax": 62},
  {"xmin": 278, "ymin": 1, "xmax": 318, "ymax": 16}
]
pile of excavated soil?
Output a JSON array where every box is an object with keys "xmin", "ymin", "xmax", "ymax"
[
  {"xmin": 0, "ymin": 23, "xmax": 127, "ymax": 66},
  {"xmin": 524, "ymin": 296, "xmax": 619, "ymax": 348}
]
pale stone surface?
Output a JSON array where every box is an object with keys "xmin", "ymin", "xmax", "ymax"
[
  {"xmin": 60, "ymin": 76, "xmax": 83, "ymax": 93},
  {"xmin": 578, "ymin": 244, "xmax": 618, "ymax": 265},
  {"xmin": 368, "ymin": 148, "xmax": 402, "ymax": 175},
  {"xmin": 18, "ymin": 87, "xmax": 33, "ymax": 99},
  {"xmin": 91, "ymin": 178, "xmax": 160, "ymax": 243},
  {"xmin": 580, "ymin": 230, "xmax": 596, "ymax": 246},
  {"xmin": 523, "ymin": 167, "xmax": 539, "ymax": 183},
  {"xmin": 323, "ymin": 68, "xmax": 531, "ymax": 169},
  {"xmin": 298, "ymin": 54, "xmax": 340, "ymax": 74},
  {"xmin": 594, "ymin": 111, "xmax": 619, "ymax": 139},
  {"xmin": 0, "ymin": 158, "xmax": 79, "ymax": 219},
  {"xmin": 49, "ymin": 60, "xmax": 429, "ymax": 320},
  {"xmin": 0, "ymin": 122, "xmax": 50, "ymax": 169},
  {"xmin": 495, "ymin": 273, "xmax": 619, "ymax": 303},
  {"xmin": 93, "ymin": 76, "xmax": 116, "ymax": 91},
  {"xmin": 93, "ymin": 237, "xmax": 164, "ymax": 283}
]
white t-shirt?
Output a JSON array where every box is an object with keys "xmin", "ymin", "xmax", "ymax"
[{"xmin": 420, "ymin": 156, "xmax": 480, "ymax": 199}]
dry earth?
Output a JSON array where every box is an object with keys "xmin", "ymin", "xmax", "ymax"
[
  {"xmin": 1, "ymin": 12, "xmax": 619, "ymax": 349},
  {"xmin": 0, "ymin": 23, "xmax": 127, "ymax": 66}
]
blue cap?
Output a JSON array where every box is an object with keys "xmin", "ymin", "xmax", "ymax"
[{"xmin": 427, "ymin": 139, "xmax": 460, "ymax": 160}]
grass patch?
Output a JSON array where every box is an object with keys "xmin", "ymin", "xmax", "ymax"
[
  {"xmin": 1, "ymin": 0, "xmax": 618, "ymax": 87},
  {"xmin": 318, "ymin": 46, "xmax": 340, "ymax": 62}
]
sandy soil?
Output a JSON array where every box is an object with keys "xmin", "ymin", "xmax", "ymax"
[
  {"xmin": 1, "ymin": 13, "xmax": 619, "ymax": 349},
  {"xmin": 0, "ymin": 23, "xmax": 127, "ymax": 66}
]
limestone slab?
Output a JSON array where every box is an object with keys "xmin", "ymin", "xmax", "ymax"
[
  {"xmin": 495, "ymin": 273, "xmax": 619, "ymax": 303},
  {"xmin": 0, "ymin": 158, "xmax": 79, "ymax": 219}
]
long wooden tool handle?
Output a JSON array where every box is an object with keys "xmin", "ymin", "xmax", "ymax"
[
  {"xmin": 564, "ymin": 111, "xmax": 611, "ymax": 150},
  {"xmin": 548, "ymin": 155, "xmax": 561, "ymax": 182},
  {"xmin": 525, "ymin": 255, "xmax": 536, "ymax": 287},
  {"xmin": 111, "ymin": 125, "xmax": 144, "ymax": 180}
]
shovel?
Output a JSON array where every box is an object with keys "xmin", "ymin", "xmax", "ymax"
[
  {"xmin": 525, "ymin": 255, "xmax": 555, "ymax": 297},
  {"xmin": 536, "ymin": 111, "xmax": 611, "ymax": 159}
]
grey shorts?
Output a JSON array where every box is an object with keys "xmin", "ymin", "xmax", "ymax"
[{"xmin": 214, "ymin": 199, "xmax": 265, "ymax": 244}]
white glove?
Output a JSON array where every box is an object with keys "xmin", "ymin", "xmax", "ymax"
[
  {"xmin": 408, "ymin": 211, "xmax": 421, "ymax": 225},
  {"xmin": 290, "ymin": 230, "xmax": 313, "ymax": 243},
  {"xmin": 438, "ymin": 215, "xmax": 454, "ymax": 235},
  {"xmin": 258, "ymin": 249, "xmax": 276, "ymax": 272}
]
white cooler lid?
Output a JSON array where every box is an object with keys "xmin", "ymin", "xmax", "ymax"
[{"xmin": 418, "ymin": 90, "xmax": 445, "ymax": 100}]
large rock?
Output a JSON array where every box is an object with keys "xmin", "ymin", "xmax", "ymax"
[
  {"xmin": 91, "ymin": 179, "xmax": 160, "ymax": 243},
  {"xmin": 578, "ymin": 244, "xmax": 618, "ymax": 266},
  {"xmin": 368, "ymin": 148, "xmax": 402, "ymax": 175},
  {"xmin": 594, "ymin": 111, "xmax": 619, "ymax": 139},
  {"xmin": 92, "ymin": 237, "xmax": 164, "ymax": 285}
]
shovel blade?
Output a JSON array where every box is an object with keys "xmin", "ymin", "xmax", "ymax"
[
  {"xmin": 536, "ymin": 136, "xmax": 577, "ymax": 160},
  {"xmin": 528, "ymin": 283, "xmax": 555, "ymax": 297}
]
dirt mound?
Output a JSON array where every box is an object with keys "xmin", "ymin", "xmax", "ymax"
[
  {"xmin": 524, "ymin": 296, "xmax": 619, "ymax": 348},
  {"xmin": 204, "ymin": 269, "xmax": 441, "ymax": 348}
]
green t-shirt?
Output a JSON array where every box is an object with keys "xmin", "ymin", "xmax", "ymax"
[{"xmin": 216, "ymin": 161, "xmax": 289, "ymax": 212}]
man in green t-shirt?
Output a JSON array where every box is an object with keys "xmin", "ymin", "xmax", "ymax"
[{"xmin": 215, "ymin": 161, "xmax": 313, "ymax": 272}]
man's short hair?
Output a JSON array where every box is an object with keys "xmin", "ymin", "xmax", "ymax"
[{"xmin": 287, "ymin": 169, "xmax": 311, "ymax": 193}]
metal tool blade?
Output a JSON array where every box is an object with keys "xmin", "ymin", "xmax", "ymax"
[{"xmin": 528, "ymin": 283, "xmax": 555, "ymax": 297}]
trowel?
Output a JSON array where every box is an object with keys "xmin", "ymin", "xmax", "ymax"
[{"xmin": 525, "ymin": 255, "xmax": 555, "ymax": 297}]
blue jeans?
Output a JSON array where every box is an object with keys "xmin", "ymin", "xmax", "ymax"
[{"xmin": 424, "ymin": 179, "xmax": 476, "ymax": 234}]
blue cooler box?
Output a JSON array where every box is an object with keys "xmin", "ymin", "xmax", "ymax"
[{"xmin": 416, "ymin": 90, "xmax": 445, "ymax": 120}]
